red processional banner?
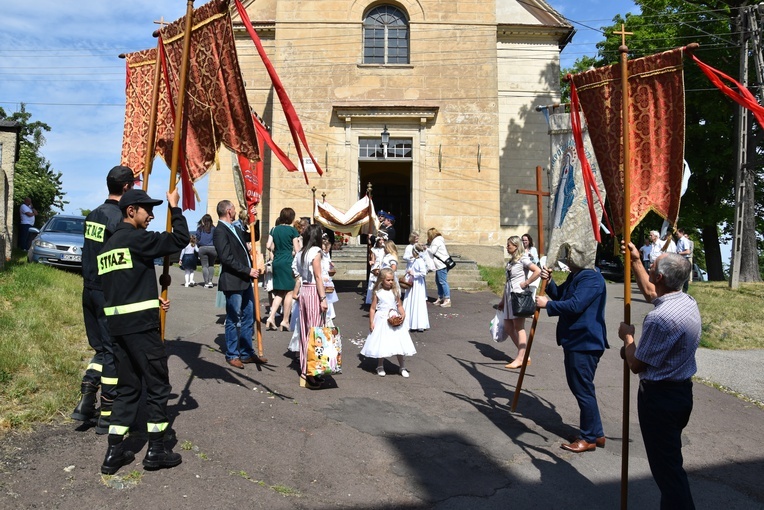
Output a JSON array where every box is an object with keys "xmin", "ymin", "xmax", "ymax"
[{"xmin": 570, "ymin": 48, "xmax": 686, "ymax": 233}]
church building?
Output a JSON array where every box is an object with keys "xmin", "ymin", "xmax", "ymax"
[{"xmin": 207, "ymin": 0, "xmax": 573, "ymax": 264}]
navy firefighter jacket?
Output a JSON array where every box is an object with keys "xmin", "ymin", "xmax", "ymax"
[{"xmin": 97, "ymin": 207, "xmax": 189, "ymax": 336}]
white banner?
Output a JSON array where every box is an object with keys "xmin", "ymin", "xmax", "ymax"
[{"xmin": 546, "ymin": 113, "xmax": 606, "ymax": 269}]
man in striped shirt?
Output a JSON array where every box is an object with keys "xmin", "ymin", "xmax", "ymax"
[{"xmin": 619, "ymin": 243, "xmax": 700, "ymax": 510}]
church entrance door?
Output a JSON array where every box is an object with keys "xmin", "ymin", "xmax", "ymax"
[{"xmin": 358, "ymin": 160, "xmax": 411, "ymax": 245}]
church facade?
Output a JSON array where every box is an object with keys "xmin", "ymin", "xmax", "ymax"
[{"xmin": 207, "ymin": 0, "xmax": 572, "ymax": 264}]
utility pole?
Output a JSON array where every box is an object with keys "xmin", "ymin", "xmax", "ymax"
[{"xmin": 730, "ymin": 6, "xmax": 750, "ymax": 289}]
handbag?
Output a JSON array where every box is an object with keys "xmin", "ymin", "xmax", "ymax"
[
  {"xmin": 307, "ymin": 325, "xmax": 342, "ymax": 376},
  {"xmin": 434, "ymin": 254, "xmax": 457, "ymax": 271},
  {"xmin": 510, "ymin": 289, "xmax": 536, "ymax": 318},
  {"xmin": 262, "ymin": 260, "xmax": 273, "ymax": 292}
]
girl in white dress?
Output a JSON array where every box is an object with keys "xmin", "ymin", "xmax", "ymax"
[
  {"xmin": 321, "ymin": 237, "xmax": 338, "ymax": 326},
  {"xmin": 365, "ymin": 234, "xmax": 387, "ymax": 304},
  {"xmin": 403, "ymin": 243, "xmax": 429, "ymax": 332},
  {"xmin": 179, "ymin": 235, "xmax": 199, "ymax": 287},
  {"xmin": 498, "ymin": 236, "xmax": 541, "ymax": 369},
  {"xmin": 361, "ymin": 268, "xmax": 416, "ymax": 377}
]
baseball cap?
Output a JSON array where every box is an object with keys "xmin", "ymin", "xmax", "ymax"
[
  {"xmin": 107, "ymin": 165, "xmax": 138, "ymax": 187},
  {"xmin": 119, "ymin": 189, "xmax": 163, "ymax": 210}
]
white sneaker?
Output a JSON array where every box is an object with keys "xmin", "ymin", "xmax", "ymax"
[
  {"xmin": 400, "ymin": 368, "xmax": 410, "ymax": 378},
  {"xmin": 440, "ymin": 298, "xmax": 452, "ymax": 308},
  {"xmin": 204, "ymin": 283, "xmax": 213, "ymax": 288},
  {"xmin": 376, "ymin": 366, "xmax": 386, "ymax": 377}
]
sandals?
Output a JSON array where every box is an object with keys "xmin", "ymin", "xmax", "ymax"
[
  {"xmin": 299, "ymin": 374, "xmax": 320, "ymax": 389},
  {"xmin": 505, "ymin": 358, "xmax": 531, "ymax": 369}
]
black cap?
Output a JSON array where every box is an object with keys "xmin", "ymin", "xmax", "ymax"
[
  {"xmin": 119, "ymin": 189, "xmax": 163, "ymax": 210},
  {"xmin": 107, "ymin": 165, "xmax": 137, "ymax": 187}
]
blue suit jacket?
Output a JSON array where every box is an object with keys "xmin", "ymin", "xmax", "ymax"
[{"xmin": 545, "ymin": 268, "xmax": 609, "ymax": 352}]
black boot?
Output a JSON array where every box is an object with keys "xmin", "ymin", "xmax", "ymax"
[
  {"xmin": 71, "ymin": 383, "xmax": 98, "ymax": 422},
  {"xmin": 142, "ymin": 432, "xmax": 182, "ymax": 470},
  {"xmin": 95, "ymin": 398, "xmax": 112, "ymax": 435},
  {"xmin": 101, "ymin": 435, "xmax": 135, "ymax": 475}
]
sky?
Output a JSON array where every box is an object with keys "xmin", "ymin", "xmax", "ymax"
[{"xmin": 0, "ymin": 0, "xmax": 639, "ymax": 233}]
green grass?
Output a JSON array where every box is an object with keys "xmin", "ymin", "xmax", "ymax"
[
  {"xmin": 0, "ymin": 253, "xmax": 88, "ymax": 433},
  {"xmin": 479, "ymin": 265, "xmax": 764, "ymax": 351},
  {"xmin": 688, "ymin": 281, "xmax": 764, "ymax": 350}
]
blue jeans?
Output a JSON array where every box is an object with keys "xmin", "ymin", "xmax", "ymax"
[
  {"xmin": 563, "ymin": 349, "xmax": 604, "ymax": 442},
  {"xmin": 224, "ymin": 287, "xmax": 256, "ymax": 361},
  {"xmin": 435, "ymin": 268, "xmax": 450, "ymax": 299}
]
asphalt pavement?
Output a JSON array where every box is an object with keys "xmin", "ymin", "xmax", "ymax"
[{"xmin": 0, "ymin": 265, "xmax": 762, "ymax": 509}]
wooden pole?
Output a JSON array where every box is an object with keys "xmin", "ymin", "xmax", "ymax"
[
  {"xmin": 511, "ymin": 165, "xmax": 550, "ymax": 411},
  {"xmin": 250, "ymin": 213, "xmax": 264, "ymax": 358},
  {"xmin": 615, "ymin": 23, "xmax": 634, "ymax": 510},
  {"xmin": 159, "ymin": 0, "xmax": 194, "ymax": 341}
]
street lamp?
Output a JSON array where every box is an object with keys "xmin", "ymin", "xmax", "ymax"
[{"xmin": 380, "ymin": 125, "xmax": 390, "ymax": 159}]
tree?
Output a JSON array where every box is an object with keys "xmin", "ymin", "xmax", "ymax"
[
  {"xmin": 0, "ymin": 104, "xmax": 67, "ymax": 227},
  {"xmin": 565, "ymin": 0, "xmax": 761, "ymax": 281}
]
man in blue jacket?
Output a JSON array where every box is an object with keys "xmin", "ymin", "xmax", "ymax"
[{"xmin": 536, "ymin": 245, "xmax": 609, "ymax": 453}]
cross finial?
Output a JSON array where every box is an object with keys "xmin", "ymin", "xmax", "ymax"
[
  {"xmin": 613, "ymin": 23, "xmax": 633, "ymax": 53},
  {"xmin": 154, "ymin": 16, "xmax": 169, "ymax": 28}
]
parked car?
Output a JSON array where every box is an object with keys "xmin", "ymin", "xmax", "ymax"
[
  {"xmin": 596, "ymin": 256, "xmax": 624, "ymax": 282},
  {"xmin": 692, "ymin": 263, "xmax": 708, "ymax": 282},
  {"xmin": 27, "ymin": 214, "xmax": 86, "ymax": 271}
]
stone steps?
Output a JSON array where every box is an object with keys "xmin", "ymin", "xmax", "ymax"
[{"xmin": 329, "ymin": 245, "xmax": 488, "ymax": 292}]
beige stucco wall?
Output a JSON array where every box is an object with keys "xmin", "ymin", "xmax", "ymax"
[
  {"xmin": 0, "ymin": 129, "xmax": 18, "ymax": 263},
  {"xmin": 209, "ymin": 0, "xmax": 569, "ymax": 264}
]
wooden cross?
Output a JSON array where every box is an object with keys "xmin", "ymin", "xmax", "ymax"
[
  {"xmin": 516, "ymin": 165, "xmax": 550, "ymax": 254},
  {"xmin": 154, "ymin": 16, "xmax": 170, "ymax": 28},
  {"xmin": 613, "ymin": 23, "xmax": 633, "ymax": 47}
]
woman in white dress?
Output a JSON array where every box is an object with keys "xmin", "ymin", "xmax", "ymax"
[
  {"xmin": 361, "ymin": 268, "xmax": 416, "ymax": 377},
  {"xmin": 522, "ymin": 233, "xmax": 539, "ymax": 265},
  {"xmin": 403, "ymin": 244, "xmax": 429, "ymax": 332},
  {"xmin": 497, "ymin": 236, "xmax": 541, "ymax": 369}
]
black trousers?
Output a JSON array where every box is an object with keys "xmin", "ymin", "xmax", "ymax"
[
  {"xmin": 81, "ymin": 287, "xmax": 117, "ymax": 399},
  {"xmin": 109, "ymin": 329, "xmax": 171, "ymax": 435},
  {"xmin": 638, "ymin": 379, "xmax": 695, "ymax": 510}
]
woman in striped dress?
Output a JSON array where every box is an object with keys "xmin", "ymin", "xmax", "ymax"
[{"xmin": 292, "ymin": 224, "xmax": 329, "ymax": 388}]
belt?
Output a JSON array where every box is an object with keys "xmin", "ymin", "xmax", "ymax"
[{"xmin": 640, "ymin": 378, "xmax": 691, "ymax": 388}]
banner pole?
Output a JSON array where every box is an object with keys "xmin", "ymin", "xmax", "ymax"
[
  {"xmin": 159, "ymin": 0, "xmax": 194, "ymax": 341},
  {"xmin": 511, "ymin": 165, "xmax": 549, "ymax": 411},
  {"xmin": 615, "ymin": 24, "xmax": 634, "ymax": 510}
]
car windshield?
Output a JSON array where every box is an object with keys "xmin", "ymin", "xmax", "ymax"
[{"xmin": 46, "ymin": 218, "xmax": 85, "ymax": 234}]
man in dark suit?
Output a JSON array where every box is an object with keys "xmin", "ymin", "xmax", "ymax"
[
  {"xmin": 213, "ymin": 200, "xmax": 263, "ymax": 368},
  {"xmin": 536, "ymin": 244, "xmax": 609, "ymax": 453}
]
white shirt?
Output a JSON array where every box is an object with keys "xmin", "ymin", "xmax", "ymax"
[{"xmin": 20, "ymin": 203, "xmax": 35, "ymax": 226}]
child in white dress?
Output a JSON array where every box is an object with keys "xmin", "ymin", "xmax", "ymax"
[
  {"xmin": 321, "ymin": 238, "xmax": 338, "ymax": 327},
  {"xmin": 365, "ymin": 234, "xmax": 387, "ymax": 304},
  {"xmin": 403, "ymin": 243, "xmax": 430, "ymax": 332},
  {"xmin": 179, "ymin": 235, "xmax": 199, "ymax": 287},
  {"xmin": 361, "ymin": 268, "xmax": 416, "ymax": 377}
]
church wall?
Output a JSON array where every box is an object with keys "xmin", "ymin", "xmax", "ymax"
[
  {"xmin": 209, "ymin": 0, "xmax": 568, "ymax": 264},
  {"xmin": 497, "ymin": 36, "xmax": 562, "ymax": 250}
]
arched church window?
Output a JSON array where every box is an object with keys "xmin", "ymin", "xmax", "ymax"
[{"xmin": 363, "ymin": 5, "xmax": 409, "ymax": 64}]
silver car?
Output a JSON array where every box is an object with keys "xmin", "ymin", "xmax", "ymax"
[{"xmin": 27, "ymin": 214, "xmax": 86, "ymax": 270}]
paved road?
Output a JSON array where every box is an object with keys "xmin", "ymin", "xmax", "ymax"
[{"xmin": 0, "ymin": 267, "xmax": 762, "ymax": 509}]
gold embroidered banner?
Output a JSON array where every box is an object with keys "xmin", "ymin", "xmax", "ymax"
[
  {"xmin": 570, "ymin": 48, "xmax": 686, "ymax": 233},
  {"xmin": 155, "ymin": 0, "xmax": 259, "ymax": 181},
  {"xmin": 120, "ymin": 47, "xmax": 168, "ymax": 178}
]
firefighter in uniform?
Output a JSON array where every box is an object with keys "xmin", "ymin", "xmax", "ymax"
[
  {"xmin": 71, "ymin": 166, "xmax": 135, "ymax": 433},
  {"xmin": 98, "ymin": 188, "xmax": 189, "ymax": 475}
]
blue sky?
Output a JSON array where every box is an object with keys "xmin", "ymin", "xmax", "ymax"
[{"xmin": 0, "ymin": 0, "xmax": 638, "ymax": 231}]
